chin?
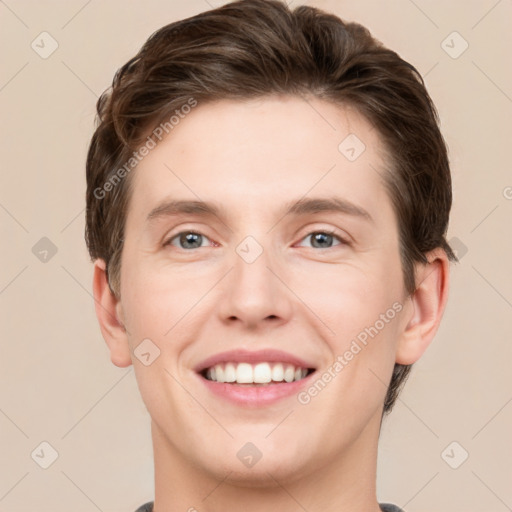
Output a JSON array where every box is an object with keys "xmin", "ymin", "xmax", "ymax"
[
  {"xmin": 198, "ymin": 445, "xmax": 314, "ymax": 488},
  {"xmin": 222, "ymin": 462, "xmax": 309, "ymax": 489}
]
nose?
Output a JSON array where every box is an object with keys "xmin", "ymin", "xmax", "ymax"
[{"xmin": 217, "ymin": 241, "xmax": 293, "ymax": 330}]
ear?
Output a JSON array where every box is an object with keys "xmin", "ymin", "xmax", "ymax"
[
  {"xmin": 92, "ymin": 259, "xmax": 132, "ymax": 368},
  {"xmin": 396, "ymin": 248, "xmax": 450, "ymax": 365}
]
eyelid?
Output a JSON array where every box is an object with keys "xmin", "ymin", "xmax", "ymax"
[{"xmin": 295, "ymin": 222, "xmax": 353, "ymax": 243}]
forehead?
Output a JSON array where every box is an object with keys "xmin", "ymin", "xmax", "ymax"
[{"xmin": 127, "ymin": 95, "xmax": 392, "ymax": 224}]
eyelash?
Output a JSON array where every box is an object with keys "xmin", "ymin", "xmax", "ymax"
[{"xmin": 163, "ymin": 229, "xmax": 350, "ymax": 250}]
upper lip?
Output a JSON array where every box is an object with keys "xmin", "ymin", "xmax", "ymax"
[{"xmin": 194, "ymin": 349, "xmax": 316, "ymax": 373}]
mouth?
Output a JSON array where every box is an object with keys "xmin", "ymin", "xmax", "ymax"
[
  {"xmin": 194, "ymin": 349, "xmax": 317, "ymax": 406},
  {"xmin": 200, "ymin": 362, "xmax": 315, "ymax": 385}
]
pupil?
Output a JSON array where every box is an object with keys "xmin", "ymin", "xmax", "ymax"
[
  {"xmin": 181, "ymin": 233, "xmax": 201, "ymax": 248},
  {"xmin": 313, "ymin": 232, "xmax": 332, "ymax": 248}
]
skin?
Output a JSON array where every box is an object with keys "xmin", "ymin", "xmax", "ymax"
[{"xmin": 93, "ymin": 96, "xmax": 450, "ymax": 512}]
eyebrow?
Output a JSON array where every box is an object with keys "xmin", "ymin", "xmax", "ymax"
[{"xmin": 145, "ymin": 196, "xmax": 373, "ymax": 224}]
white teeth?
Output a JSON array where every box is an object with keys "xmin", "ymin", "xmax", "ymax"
[
  {"xmin": 207, "ymin": 367, "xmax": 216, "ymax": 381},
  {"xmin": 205, "ymin": 362, "xmax": 310, "ymax": 384},
  {"xmin": 284, "ymin": 365, "xmax": 295, "ymax": 383},
  {"xmin": 236, "ymin": 363, "xmax": 253, "ymax": 384},
  {"xmin": 271, "ymin": 363, "xmax": 284, "ymax": 382},
  {"xmin": 224, "ymin": 362, "xmax": 236, "ymax": 383},
  {"xmin": 253, "ymin": 363, "xmax": 272, "ymax": 383},
  {"xmin": 214, "ymin": 364, "xmax": 225, "ymax": 383}
]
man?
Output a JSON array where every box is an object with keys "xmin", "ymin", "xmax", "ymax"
[{"xmin": 85, "ymin": 1, "xmax": 456, "ymax": 510}]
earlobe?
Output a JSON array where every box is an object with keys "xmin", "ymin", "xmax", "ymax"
[
  {"xmin": 92, "ymin": 259, "xmax": 132, "ymax": 368},
  {"xmin": 396, "ymin": 248, "xmax": 450, "ymax": 365}
]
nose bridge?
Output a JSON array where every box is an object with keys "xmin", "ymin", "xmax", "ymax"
[
  {"xmin": 234, "ymin": 235, "xmax": 273, "ymax": 292},
  {"xmin": 219, "ymin": 233, "xmax": 292, "ymax": 326}
]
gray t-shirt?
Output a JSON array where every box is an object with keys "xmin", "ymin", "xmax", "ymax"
[
  {"xmin": 380, "ymin": 504, "xmax": 404, "ymax": 512},
  {"xmin": 135, "ymin": 501, "xmax": 404, "ymax": 511}
]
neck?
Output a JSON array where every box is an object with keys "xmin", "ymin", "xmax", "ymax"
[{"xmin": 152, "ymin": 411, "xmax": 383, "ymax": 512}]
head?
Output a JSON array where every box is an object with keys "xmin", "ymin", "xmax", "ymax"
[{"xmin": 86, "ymin": 0, "xmax": 455, "ymax": 485}]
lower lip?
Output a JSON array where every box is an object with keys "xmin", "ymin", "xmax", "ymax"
[{"xmin": 197, "ymin": 372, "xmax": 316, "ymax": 407}]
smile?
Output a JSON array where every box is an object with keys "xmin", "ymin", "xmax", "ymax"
[
  {"xmin": 203, "ymin": 362, "xmax": 312, "ymax": 385},
  {"xmin": 195, "ymin": 349, "xmax": 317, "ymax": 406}
]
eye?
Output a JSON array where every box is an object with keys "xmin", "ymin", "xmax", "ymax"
[
  {"xmin": 297, "ymin": 230, "xmax": 348, "ymax": 249},
  {"xmin": 164, "ymin": 231, "xmax": 212, "ymax": 250}
]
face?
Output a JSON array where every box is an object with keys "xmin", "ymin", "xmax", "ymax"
[{"xmin": 113, "ymin": 96, "xmax": 412, "ymax": 483}]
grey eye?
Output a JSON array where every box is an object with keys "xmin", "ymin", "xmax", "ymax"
[{"xmin": 167, "ymin": 232, "xmax": 210, "ymax": 249}]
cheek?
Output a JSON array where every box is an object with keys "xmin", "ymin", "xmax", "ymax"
[
  {"xmin": 298, "ymin": 271, "xmax": 403, "ymax": 431},
  {"xmin": 294, "ymin": 250, "xmax": 404, "ymax": 404},
  {"xmin": 120, "ymin": 252, "xmax": 204, "ymax": 338},
  {"xmin": 294, "ymin": 255, "xmax": 403, "ymax": 341},
  {"xmin": 120, "ymin": 265, "xmax": 205, "ymax": 428}
]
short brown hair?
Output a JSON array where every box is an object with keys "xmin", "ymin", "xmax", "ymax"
[{"xmin": 85, "ymin": 0, "xmax": 457, "ymax": 413}]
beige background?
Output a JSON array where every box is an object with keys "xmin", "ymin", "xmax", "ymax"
[{"xmin": 1, "ymin": 0, "xmax": 511, "ymax": 511}]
